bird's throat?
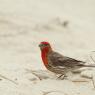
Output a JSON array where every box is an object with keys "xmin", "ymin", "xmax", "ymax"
[{"xmin": 41, "ymin": 47, "xmax": 50, "ymax": 65}]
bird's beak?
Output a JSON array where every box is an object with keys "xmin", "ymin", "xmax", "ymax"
[{"xmin": 39, "ymin": 44, "xmax": 42, "ymax": 47}]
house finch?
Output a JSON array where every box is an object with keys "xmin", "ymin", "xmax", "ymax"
[{"xmin": 39, "ymin": 41, "xmax": 95, "ymax": 79}]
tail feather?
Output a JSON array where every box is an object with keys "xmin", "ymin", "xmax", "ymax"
[{"xmin": 83, "ymin": 65, "xmax": 95, "ymax": 67}]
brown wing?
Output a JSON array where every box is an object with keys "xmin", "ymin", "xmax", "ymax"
[{"xmin": 48, "ymin": 52, "xmax": 85, "ymax": 68}]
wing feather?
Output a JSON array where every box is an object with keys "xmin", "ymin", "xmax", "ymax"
[{"xmin": 48, "ymin": 52, "xmax": 85, "ymax": 68}]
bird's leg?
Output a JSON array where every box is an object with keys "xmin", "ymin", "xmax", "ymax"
[
  {"xmin": 61, "ymin": 74, "xmax": 68, "ymax": 80},
  {"xmin": 57, "ymin": 74, "xmax": 64, "ymax": 79},
  {"xmin": 57, "ymin": 74, "xmax": 67, "ymax": 80}
]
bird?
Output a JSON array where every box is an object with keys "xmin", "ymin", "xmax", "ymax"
[{"xmin": 39, "ymin": 41, "xmax": 95, "ymax": 79}]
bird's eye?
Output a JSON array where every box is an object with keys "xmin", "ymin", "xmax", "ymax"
[
  {"xmin": 41, "ymin": 44, "xmax": 48, "ymax": 47},
  {"xmin": 44, "ymin": 44, "xmax": 48, "ymax": 46}
]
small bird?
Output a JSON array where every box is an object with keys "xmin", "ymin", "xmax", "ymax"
[{"xmin": 39, "ymin": 41, "xmax": 95, "ymax": 79}]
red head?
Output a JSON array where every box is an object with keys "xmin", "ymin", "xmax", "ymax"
[{"xmin": 39, "ymin": 41, "xmax": 52, "ymax": 65}]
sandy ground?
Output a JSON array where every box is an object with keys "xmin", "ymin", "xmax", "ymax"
[{"xmin": 0, "ymin": 0, "xmax": 95, "ymax": 95}]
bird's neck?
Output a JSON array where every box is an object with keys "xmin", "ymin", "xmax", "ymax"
[{"xmin": 41, "ymin": 47, "xmax": 52, "ymax": 65}]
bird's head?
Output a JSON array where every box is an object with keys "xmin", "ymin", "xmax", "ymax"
[
  {"xmin": 39, "ymin": 41, "xmax": 52, "ymax": 52},
  {"xmin": 39, "ymin": 41, "xmax": 52, "ymax": 65}
]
